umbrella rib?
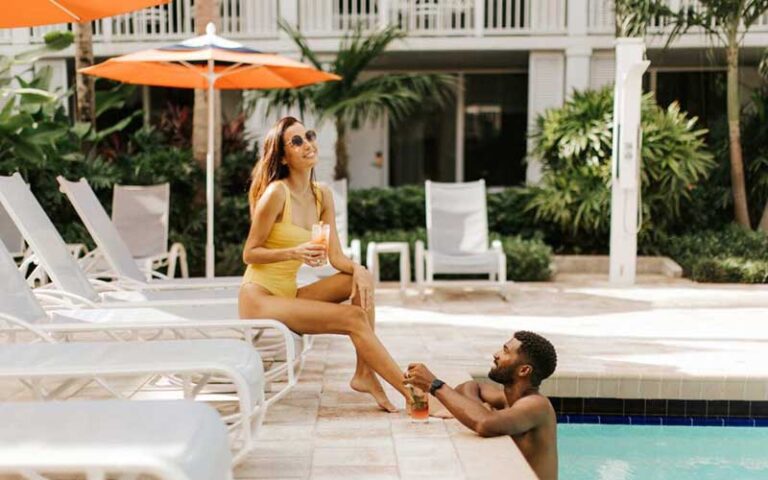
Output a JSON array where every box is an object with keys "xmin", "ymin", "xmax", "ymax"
[
  {"xmin": 216, "ymin": 63, "xmax": 263, "ymax": 82},
  {"xmin": 49, "ymin": 0, "xmax": 82, "ymax": 22}
]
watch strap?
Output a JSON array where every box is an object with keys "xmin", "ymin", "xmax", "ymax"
[{"xmin": 429, "ymin": 378, "xmax": 446, "ymax": 396}]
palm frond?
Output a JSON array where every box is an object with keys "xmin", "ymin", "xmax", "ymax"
[
  {"xmin": 333, "ymin": 25, "xmax": 406, "ymax": 86},
  {"xmin": 324, "ymin": 73, "xmax": 456, "ymax": 127},
  {"xmin": 277, "ymin": 18, "xmax": 323, "ymax": 70}
]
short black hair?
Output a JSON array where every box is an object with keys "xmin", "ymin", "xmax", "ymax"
[{"xmin": 514, "ymin": 331, "xmax": 557, "ymax": 387}]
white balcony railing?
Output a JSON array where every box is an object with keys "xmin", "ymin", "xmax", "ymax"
[
  {"xmin": 299, "ymin": 0, "xmax": 566, "ymax": 37},
  {"xmin": 27, "ymin": 0, "xmax": 278, "ymax": 44},
  {"xmin": 588, "ymin": 0, "xmax": 768, "ymax": 34},
  {"xmin": 6, "ymin": 0, "xmax": 767, "ymax": 46}
]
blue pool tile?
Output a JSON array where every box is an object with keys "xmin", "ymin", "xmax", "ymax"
[
  {"xmin": 724, "ymin": 418, "xmax": 755, "ymax": 427},
  {"xmin": 557, "ymin": 415, "xmax": 570, "ymax": 424},
  {"xmin": 692, "ymin": 417, "xmax": 725, "ymax": 427},
  {"xmin": 630, "ymin": 416, "xmax": 663, "ymax": 426},
  {"xmin": 662, "ymin": 416, "xmax": 693, "ymax": 426},
  {"xmin": 754, "ymin": 418, "xmax": 768, "ymax": 427},
  {"xmin": 601, "ymin": 416, "xmax": 631, "ymax": 425},
  {"xmin": 569, "ymin": 415, "xmax": 600, "ymax": 424}
]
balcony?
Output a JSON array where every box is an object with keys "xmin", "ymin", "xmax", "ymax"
[{"xmin": 1, "ymin": 0, "xmax": 767, "ymax": 48}]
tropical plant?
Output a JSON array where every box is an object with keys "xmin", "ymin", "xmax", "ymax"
[
  {"xmin": 613, "ymin": 0, "xmax": 674, "ymax": 37},
  {"xmin": 524, "ymin": 87, "xmax": 714, "ymax": 249},
  {"xmin": 658, "ymin": 0, "xmax": 768, "ymax": 228},
  {"xmin": 254, "ymin": 22, "xmax": 455, "ymax": 180}
]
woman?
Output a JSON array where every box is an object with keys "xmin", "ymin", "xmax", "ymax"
[{"xmin": 239, "ymin": 116, "xmax": 408, "ymax": 412}]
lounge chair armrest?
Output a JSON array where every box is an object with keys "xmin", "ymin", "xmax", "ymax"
[{"xmin": 349, "ymin": 239, "xmax": 362, "ymax": 264}]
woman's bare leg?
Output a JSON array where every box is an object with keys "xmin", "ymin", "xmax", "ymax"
[
  {"xmin": 297, "ymin": 274, "xmax": 391, "ymax": 410},
  {"xmin": 239, "ymin": 283, "xmax": 407, "ymax": 411}
]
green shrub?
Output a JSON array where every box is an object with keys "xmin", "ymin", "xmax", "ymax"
[
  {"xmin": 349, "ymin": 186, "xmax": 425, "ymax": 235},
  {"xmin": 496, "ymin": 235, "xmax": 553, "ymax": 281},
  {"xmin": 692, "ymin": 257, "xmax": 768, "ymax": 283},
  {"xmin": 524, "ymin": 86, "xmax": 715, "ymax": 250},
  {"xmin": 357, "ymin": 229, "xmax": 551, "ymax": 282},
  {"xmin": 655, "ymin": 225, "xmax": 768, "ymax": 276}
]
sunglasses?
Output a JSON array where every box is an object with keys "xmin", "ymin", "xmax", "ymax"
[{"xmin": 285, "ymin": 130, "xmax": 317, "ymax": 148}]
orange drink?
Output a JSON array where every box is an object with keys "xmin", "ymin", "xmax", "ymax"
[
  {"xmin": 407, "ymin": 385, "xmax": 429, "ymax": 422},
  {"xmin": 311, "ymin": 222, "xmax": 330, "ymax": 266}
]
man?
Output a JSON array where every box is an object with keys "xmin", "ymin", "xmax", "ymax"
[{"xmin": 405, "ymin": 331, "xmax": 558, "ymax": 480}]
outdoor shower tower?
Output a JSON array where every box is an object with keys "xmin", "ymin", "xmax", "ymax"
[{"xmin": 609, "ymin": 38, "xmax": 650, "ymax": 285}]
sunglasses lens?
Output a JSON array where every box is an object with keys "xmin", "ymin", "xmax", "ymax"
[
  {"xmin": 290, "ymin": 135, "xmax": 303, "ymax": 147},
  {"xmin": 305, "ymin": 130, "xmax": 317, "ymax": 142}
]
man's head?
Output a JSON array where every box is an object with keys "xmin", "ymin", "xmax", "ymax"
[{"xmin": 488, "ymin": 331, "xmax": 557, "ymax": 387}]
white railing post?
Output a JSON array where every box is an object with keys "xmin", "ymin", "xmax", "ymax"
[
  {"xmin": 474, "ymin": 0, "xmax": 485, "ymax": 36},
  {"xmin": 101, "ymin": 17, "xmax": 113, "ymax": 42},
  {"xmin": 11, "ymin": 27, "xmax": 30, "ymax": 46},
  {"xmin": 380, "ymin": 0, "xmax": 391, "ymax": 28},
  {"xmin": 280, "ymin": 0, "xmax": 299, "ymax": 29},
  {"xmin": 567, "ymin": 0, "xmax": 588, "ymax": 36}
]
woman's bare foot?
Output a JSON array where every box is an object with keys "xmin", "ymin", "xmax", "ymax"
[{"xmin": 350, "ymin": 373, "xmax": 397, "ymax": 413}]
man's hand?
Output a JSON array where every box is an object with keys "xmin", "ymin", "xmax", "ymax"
[{"xmin": 404, "ymin": 363, "xmax": 437, "ymax": 392}]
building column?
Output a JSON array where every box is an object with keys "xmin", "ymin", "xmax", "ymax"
[
  {"xmin": 526, "ymin": 51, "xmax": 565, "ymax": 184},
  {"xmin": 565, "ymin": 46, "xmax": 592, "ymax": 97}
]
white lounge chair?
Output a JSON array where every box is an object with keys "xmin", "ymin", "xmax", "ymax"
[
  {"xmin": 0, "ymin": 400, "xmax": 233, "ymax": 480},
  {"xmin": 0, "ymin": 234, "xmax": 309, "ymax": 406},
  {"xmin": 112, "ymin": 182, "xmax": 189, "ymax": 279},
  {"xmin": 330, "ymin": 178, "xmax": 362, "ymax": 264},
  {"xmin": 0, "ymin": 306, "xmax": 266, "ymax": 463},
  {"xmin": 298, "ymin": 178, "xmax": 362, "ymax": 279},
  {"xmin": 0, "ymin": 173, "xmax": 237, "ymax": 305},
  {"xmin": 0, "ymin": 202, "xmax": 24, "ymax": 258},
  {"xmin": 415, "ymin": 180, "xmax": 509, "ymax": 299},
  {"xmin": 58, "ymin": 176, "xmax": 242, "ymax": 291}
]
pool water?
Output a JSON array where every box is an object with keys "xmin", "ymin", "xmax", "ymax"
[{"xmin": 558, "ymin": 424, "xmax": 768, "ymax": 479}]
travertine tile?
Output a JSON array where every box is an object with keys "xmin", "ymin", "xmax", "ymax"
[
  {"xmin": 234, "ymin": 455, "xmax": 311, "ymax": 479},
  {"xmin": 312, "ymin": 446, "xmax": 397, "ymax": 467}
]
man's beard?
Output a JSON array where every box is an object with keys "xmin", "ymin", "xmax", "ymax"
[{"xmin": 488, "ymin": 363, "xmax": 517, "ymax": 385}]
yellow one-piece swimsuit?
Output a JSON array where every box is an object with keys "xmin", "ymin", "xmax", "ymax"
[{"xmin": 242, "ymin": 181, "xmax": 322, "ymax": 298}]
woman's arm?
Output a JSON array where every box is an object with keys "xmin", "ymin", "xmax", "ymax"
[{"xmin": 243, "ymin": 183, "xmax": 322, "ymax": 265}]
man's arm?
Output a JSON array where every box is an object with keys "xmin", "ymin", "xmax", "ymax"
[
  {"xmin": 406, "ymin": 364, "xmax": 546, "ymax": 438},
  {"xmin": 456, "ymin": 381, "xmax": 507, "ymax": 410}
]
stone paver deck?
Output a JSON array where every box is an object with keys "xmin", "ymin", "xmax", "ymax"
[{"xmin": 236, "ymin": 275, "xmax": 768, "ymax": 479}]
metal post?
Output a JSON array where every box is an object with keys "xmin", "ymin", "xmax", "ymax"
[
  {"xmin": 205, "ymin": 24, "xmax": 217, "ymax": 278},
  {"xmin": 609, "ymin": 38, "xmax": 649, "ymax": 285}
]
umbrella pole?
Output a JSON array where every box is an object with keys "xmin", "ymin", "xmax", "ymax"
[{"xmin": 205, "ymin": 58, "xmax": 215, "ymax": 278}]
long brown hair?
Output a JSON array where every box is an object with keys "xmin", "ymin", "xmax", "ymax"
[{"xmin": 248, "ymin": 116, "xmax": 318, "ymax": 216}]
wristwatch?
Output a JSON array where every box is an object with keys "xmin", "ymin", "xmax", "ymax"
[{"xmin": 429, "ymin": 378, "xmax": 446, "ymax": 396}]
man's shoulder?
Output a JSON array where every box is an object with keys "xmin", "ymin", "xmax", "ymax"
[{"xmin": 509, "ymin": 394, "xmax": 555, "ymax": 418}]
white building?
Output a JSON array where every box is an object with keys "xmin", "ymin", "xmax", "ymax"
[{"xmin": 3, "ymin": 0, "xmax": 767, "ymax": 188}]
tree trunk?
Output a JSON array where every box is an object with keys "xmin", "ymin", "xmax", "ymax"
[
  {"xmin": 726, "ymin": 35, "xmax": 751, "ymax": 227},
  {"xmin": 193, "ymin": 0, "xmax": 222, "ymax": 170},
  {"xmin": 74, "ymin": 22, "xmax": 95, "ymax": 127},
  {"xmin": 334, "ymin": 119, "xmax": 349, "ymax": 180}
]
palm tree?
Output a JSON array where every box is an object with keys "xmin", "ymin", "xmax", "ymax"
[
  {"xmin": 192, "ymin": 0, "xmax": 221, "ymax": 170},
  {"xmin": 74, "ymin": 22, "xmax": 95, "ymax": 126},
  {"xmin": 258, "ymin": 21, "xmax": 455, "ymax": 180},
  {"xmin": 663, "ymin": 0, "xmax": 768, "ymax": 228}
]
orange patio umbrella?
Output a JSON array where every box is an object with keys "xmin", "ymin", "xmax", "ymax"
[
  {"xmin": 0, "ymin": 0, "xmax": 170, "ymax": 28},
  {"xmin": 81, "ymin": 23, "xmax": 340, "ymax": 278}
]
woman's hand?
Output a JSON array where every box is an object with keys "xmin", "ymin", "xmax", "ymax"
[
  {"xmin": 293, "ymin": 242, "xmax": 326, "ymax": 267},
  {"xmin": 350, "ymin": 264, "xmax": 375, "ymax": 310}
]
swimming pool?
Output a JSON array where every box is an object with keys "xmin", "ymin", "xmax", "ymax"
[{"xmin": 558, "ymin": 424, "xmax": 768, "ymax": 479}]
